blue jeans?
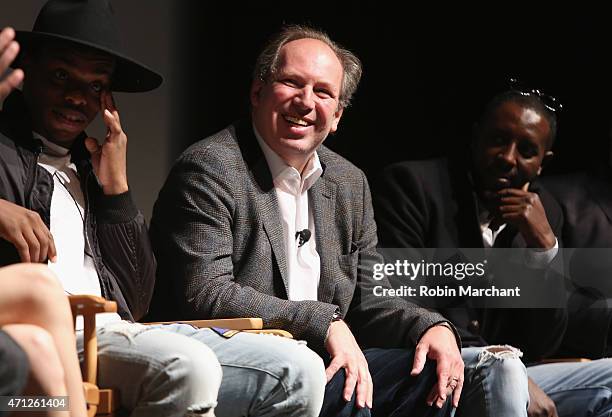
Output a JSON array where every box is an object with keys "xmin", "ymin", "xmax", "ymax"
[
  {"xmin": 459, "ymin": 346, "xmax": 529, "ymax": 417},
  {"xmin": 80, "ymin": 322, "xmax": 326, "ymax": 417},
  {"xmin": 320, "ymin": 348, "xmax": 454, "ymax": 417},
  {"xmin": 528, "ymin": 358, "xmax": 612, "ymax": 417},
  {"xmin": 79, "ymin": 322, "xmax": 221, "ymax": 417}
]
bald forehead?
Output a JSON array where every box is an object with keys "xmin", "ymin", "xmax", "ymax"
[{"xmin": 284, "ymin": 39, "xmax": 340, "ymax": 69}]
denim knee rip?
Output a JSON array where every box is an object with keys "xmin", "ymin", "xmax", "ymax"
[
  {"xmin": 99, "ymin": 321, "xmax": 148, "ymax": 344},
  {"xmin": 476, "ymin": 345, "xmax": 523, "ymax": 368},
  {"xmin": 186, "ymin": 402, "xmax": 216, "ymax": 417}
]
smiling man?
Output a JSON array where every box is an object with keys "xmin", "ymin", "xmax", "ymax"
[
  {"xmin": 373, "ymin": 85, "xmax": 612, "ymax": 417},
  {"xmin": 151, "ymin": 25, "xmax": 464, "ymax": 417}
]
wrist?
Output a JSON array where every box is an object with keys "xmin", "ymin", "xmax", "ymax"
[{"xmin": 102, "ymin": 181, "xmax": 129, "ymax": 195}]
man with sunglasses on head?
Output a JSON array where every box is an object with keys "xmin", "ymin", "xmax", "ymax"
[{"xmin": 374, "ymin": 82, "xmax": 612, "ymax": 417}]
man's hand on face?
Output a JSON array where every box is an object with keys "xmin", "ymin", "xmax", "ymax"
[
  {"xmin": 412, "ymin": 324, "xmax": 463, "ymax": 409},
  {"xmin": 528, "ymin": 377, "xmax": 558, "ymax": 417},
  {"xmin": 494, "ymin": 183, "xmax": 556, "ymax": 249},
  {"xmin": 0, "ymin": 199, "xmax": 57, "ymax": 263},
  {"xmin": 0, "ymin": 27, "xmax": 24, "ymax": 102},
  {"xmin": 325, "ymin": 320, "xmax": 373, "ymax": 409},
  {"xmin": 84, "ymin": 91, "xmax": 128, "ymax": 195}
]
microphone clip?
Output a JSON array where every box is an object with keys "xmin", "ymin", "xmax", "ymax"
[{"xmin": 295, "ymin": 229, "xmax": 312, "ymax": 248}]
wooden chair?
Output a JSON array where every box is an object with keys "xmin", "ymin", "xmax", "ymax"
[{"xmin": 69, "ymin": 295, "xmax": 291, "ymax": 416}]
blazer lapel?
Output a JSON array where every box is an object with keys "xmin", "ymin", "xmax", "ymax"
[
  {"xmin": 236, "ymin": 120, "xmax": 289, "ymax": 293},
  {"xmin": 310, "ymin": 174, "xmax": 338, "ymax": 303}
]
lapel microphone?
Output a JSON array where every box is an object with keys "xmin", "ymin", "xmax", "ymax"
[{"xmin": 295, "ymin": 229, "xmax": 312, "ymax": 248}]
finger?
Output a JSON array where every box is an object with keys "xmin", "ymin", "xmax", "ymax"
[
  {"xmin": 84, "ymin": 137, "xmax": 100, "ymax": 154},
  {"xmin": 435, "ymin": 358, "xmax": 452, "ymax": 400},
  {"xmin": 13, "ymin": 234, "xmax": 31, "ymax": 263},
  {"xmin": 551, "ymin": 405, "xmax": 559, "ymax": 417},
  {"xmin": 366, "ymin": 368, "xmax": 373, "ymax": 409},
  {"xmin": 325, "ymin": 357, "xmax": 343, "ymax": 383},
  {"xmin": 47, "ymin": 229, "xmax": 57, "ymax": 263},
  {"xmin": 499, "ymin": 196, "xmax": 530, "ymax": 205},
  {"xmin": 343, "ymin": 366, "xmax": 358, "ymax": 402},
  {"xmin": 452, "ymin": 377, "xmax": 464, "ymax": 408},
  {"xmin": 103, "ymin": 108, "xmax": 122, "ymax": 136},
  {"xmin": 435, "ymin": 390, "xmax": 451, "ymax": 409},
  {"xmin": 0, "ymin": 69, "xmax": 23, "ymax": 100},
  {"xmin": 0, "ymin": 27, "xmax": 16, "ymax": 54},
  {"xmin": 355, "ymin": 371, "xmax": 368, "ymax": 408},
  {"xmin": 22, "ymin": 228, "xmax": 40, "ymax": 264},
  {"xmin": 411, "ymin": 344, "xmax": 428, "ymax": 376},
  {"xmin": 498, "ymin": 205, "xmax": 526, "ymax": 213},
  {"xmin": 497, "ymin": 188, "xmax": 529, "ymax": 197},
  {"xmin": 522, "ymin": 182, "xmax": 530, "ymax": 192},
  {"xmin": 31, "ymin": 225, "xmax": 49, "ymax": 263},
  {"xmin": 0, "ymin": 40, "xmax": 19, "ymax": 73},
  {"xmin": 108, "ymin": 92, "xmax": 119, "ymax": 118},
  {"xmin": 103, "ymin": 90, "xmax": 121, "ymax": 124}
]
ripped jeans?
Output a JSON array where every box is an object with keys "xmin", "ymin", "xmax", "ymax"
[
  {"xmin": 77, "ymin": 321, "xmax": 221, "ymax": 417},
  {"xmin": 457, "ymin": 345, "xmax": 529, "ymax": 417}
]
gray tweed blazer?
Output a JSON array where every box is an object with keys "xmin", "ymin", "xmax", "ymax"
[{"xmin": 150, "ymin": 120, "xmax": 449, "ymax": 354}]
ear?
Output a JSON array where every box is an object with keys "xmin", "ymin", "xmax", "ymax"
[
  {"xmin": 329, "ymin": 106, "xmax": 344, "ymax": 133},
  {"xmin": 250, "ymin": 79, "xmax": 264, "ymax": 107},
  {"xmin": 537, "ymin": 150, "xmax": 554, "ymax": 176}
]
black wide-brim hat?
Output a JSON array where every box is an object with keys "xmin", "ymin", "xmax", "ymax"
[{"xmin": 13, "ymin": 0, "xmax": 162, "ymax": 92}]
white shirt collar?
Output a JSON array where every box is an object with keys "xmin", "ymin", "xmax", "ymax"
[
  {"xmin": 253, "ymin": 123, "xmax": 323, "ymax": 194},
  {"xmin": 33, "ymin": 132, "xmax": 71, "ymax": 158}
]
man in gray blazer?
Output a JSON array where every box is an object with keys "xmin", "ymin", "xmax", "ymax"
[{"xmin": 151, "ymin": 25, "xmax": 462, "ymax": 417}]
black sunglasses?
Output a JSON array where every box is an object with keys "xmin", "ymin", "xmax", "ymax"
[{"xmin": 508, "ymin": 78, "xmax": 563, "ymax": 114}]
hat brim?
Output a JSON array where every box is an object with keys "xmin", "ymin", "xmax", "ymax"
[{"xmin": 14, "ymin": 30, "xmax": 163, "ymax": 93}]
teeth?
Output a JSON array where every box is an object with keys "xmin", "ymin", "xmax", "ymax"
[
  {"xmin": 285, "ymin": 115, "xmax": 308, "ymax": 126},
  {"xmin": 58, "ymin": 112, "xmax": 82, "ymax": 123}
]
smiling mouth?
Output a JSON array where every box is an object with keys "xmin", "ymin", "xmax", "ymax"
[
  {"xmin": 284, "ymin": 115, "xmax": 311, "ymax": 127},
  {"xmin": 53, "ymin": 110, "xmax": 86, "ymax": 125}
]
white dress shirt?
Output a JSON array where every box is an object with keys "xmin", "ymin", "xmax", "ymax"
[{"xmin": 254, "ymin": 127, "xmax": 322, "ymax": 301}]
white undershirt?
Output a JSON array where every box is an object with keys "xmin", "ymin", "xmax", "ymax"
[
  {"xmin": 36, "ymin": 134, "xmax": 121, "ymax": 328},
  {"xmin": 254, "ymin": 126, "xmax": 322, "ymax": 301}
]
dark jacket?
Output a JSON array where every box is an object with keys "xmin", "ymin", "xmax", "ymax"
[
  {"xmin": 0, "ymin": 91, "xmax": 155, "ymax": 321},
  {"xmin": 543, "ymin": 170, "xmax": 612, "ymax": 358},
  {"xmin": 372, "ymin": 157, "xmax": 568, "ymax": 361}
]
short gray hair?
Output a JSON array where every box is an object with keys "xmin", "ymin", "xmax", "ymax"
[{"xmin": 253, "ymin": 24, "xmax": 362, "ymax": 109}]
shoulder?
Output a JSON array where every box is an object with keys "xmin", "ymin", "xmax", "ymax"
[
  {"xmin": 318, "ymin": 145, "xmax": 365, "ymax": 181},
  {"xmin": 177, "ymin": 124, "xmax": 242, "ymax": 168},
  {"xmin": 540, "ymin": 172, "xmax": 591, "ymax": 201},
  {"xmin": 376, "ymin": 157, "xmax": 452, "ymax": 193}
]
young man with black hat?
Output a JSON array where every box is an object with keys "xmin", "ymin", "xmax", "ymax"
[
  {"xmin": 0, "ymin": 1, "xmax": 222, "ymax": 416},
  {"xmin": 0, "ymin": 2, "xmax": 327, "ymax": 416}
]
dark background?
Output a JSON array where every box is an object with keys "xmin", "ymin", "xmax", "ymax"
[
  {"xmin": 174, "ymin": 5, "xmax": 612, "ymax": 180},
  {"xmin": 4, "ymin": 3, "xmax": 612, "ymax": 217}
]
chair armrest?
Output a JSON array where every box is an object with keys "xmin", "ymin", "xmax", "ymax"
[
  {"xmin": 147, "ymin": 317, "xmax": 263, "ymax": 330},
  {"xmin": 539, "ymin": 358, "xmax": 591, "ymax": 364},
  {"xmin": 68, "ymin": 295, "xmax": 117, "ymax": 385},
  {"xmin": 69, "ymin": 295, "xmax": 117, "ymax": 316}
]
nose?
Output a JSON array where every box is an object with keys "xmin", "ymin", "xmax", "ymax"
[
  {"xmin": 293, "ymin": 87, "xmax": 315, "ymax": 112},
  {"xmin": 63, "ymin": 82, "xmax": 88, "ymax": 107},
  {"xmin": 497, "ymin": 142, "xmax": 518, "ymax": 169}
]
